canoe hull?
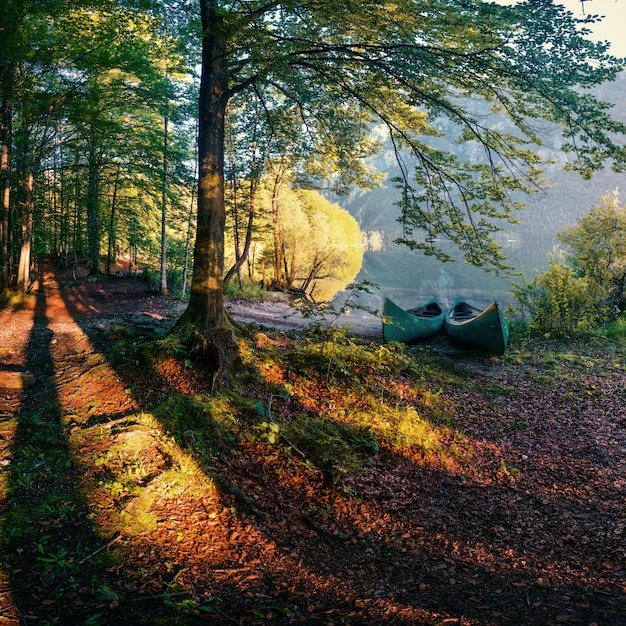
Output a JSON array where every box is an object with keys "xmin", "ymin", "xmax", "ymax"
[
  {"xmin": 445, "ymin": 299, "xmax": 509, "ymax": 356},
  {"xmin": 382, "ymin": 297, "xmax": 445, "ymax": 343}
]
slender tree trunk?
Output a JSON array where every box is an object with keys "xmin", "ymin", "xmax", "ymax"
[
  {"xmin": 16, "ymin": 168, "xmax": 34, "ymax": 289},
  {"xmin": 248, "ymin": 241, "xmax": 256, "ymax": 281},
  {"xmin": 182, "ymin": 117, "xmax": 199, "ymax": 298},
  {"xmin": 56, "ymin": 146, "xmax": 66, "ymax": 265},
  {"xmin": 181, "ymin": 184, "xmax": 195, "ymax": 297},
  {"xmin": 106, "ymin": 167, "xmax": 120, "ymax": 276},
  {"xmin": 0, "ymin": 70, "xmax": 13, "ymax": 292},
  {"xmin": 223, "ymin": 173, "xmax": 257, "ymax": 291},
  {"xmin": 181, "ymin": 0, "xmax": 228, "ymax": 331},
  {"xmin": 15, "ymin": 121, "xmax": 33, "ymax": 290},
  {"xmin": 283, "ymin": 242, "xmax": 294, "ymax": 288},
  {"xmin": 160, "ymin": 111, "xmax": 168, "ymax": 294},
  {"xmin": 270, "ymin": 165, "xmax": 288, "ymax": 289},
  {"xmin": 72, "ymin": 171, "xmax": 79, "ymax": 269},
  {"xmin": 72, "ymin": 143, "xmax": 80, "ymax": 269},
  {"xmin": 271, "ymin": 177, "xmax": 282, "ymax": 287},
  {"xmin": 86, "ymin": 129, "xmax": 101, "ymax": 277},
  {"xmin": 226, "ymin": 120, "xmax": 242, "ymax": 287}
]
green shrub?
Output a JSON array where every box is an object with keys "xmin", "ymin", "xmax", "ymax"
[
  {"xmin": 225, "ymin": 279, "xmax": 275, "ymax": 301},
  {"xmin": 298, "ymin": 325, "xmax": 413, "ymax": 384},
  {"xmin": 605, "ymin": 313, "xmax": 626, "ymax": 340},
  {"xmin": 140, "ymin": 267, "xmax": 160, "ymax": 288},
  {"xmin": 511, "ymin": 261, "xmax": 608, "ymax": 337}
]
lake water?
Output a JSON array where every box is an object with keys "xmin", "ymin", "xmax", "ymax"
[{"xmin": 334, "ymin": 239, "xmax": 527, "ymax": 317}]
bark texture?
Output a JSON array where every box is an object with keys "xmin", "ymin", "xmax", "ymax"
[{"xmin": 178, "ymin": 0, "xmax": 236, "ymax": 388}]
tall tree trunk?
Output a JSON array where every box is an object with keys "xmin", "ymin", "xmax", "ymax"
[
  {"xmin": 181, "ymin": 184, "xmax": 195, "ymax": 297},
  {"xmin": 224, "ymin": 135, "xmax": 258, "ymax": 289},
  {"xmin": 86, "ymin": 129, "xmax": 101, "ymax": 277},
  {"xmin": 15, "ymin": 121, "xmax": 34, "ymax": 290},
  {"xmin": 0, "ymin": 67, "xmax": 13, "ymax": 292},
  {"xmin": 178, "ymin": 0, "xmax": 236, "ymax": 388},
  {"xmin": 226, "ymin": 121, "xmax": 242, "ymax": 288},
  {"xmin": 225, "ymin": 134, "xmax": 258, "ymax": 291},
  {"xmin": 182, "ymin": 117, "xmax": 199, "ymax": 298},
  {"xmin": 72, "ymin": 142, "xmax": 81, "ymax": 268},
  {"xmin": 181, "ymin": 0, "xmax": 228, "ymax": 331},
  {"xmin": 160, "ymin": 111, "xmax": 168, "ymax": 294},
  {"xmin": 106, "ymin": 166, "xmax": 120, "ymax": 276},
  {"xmin": 55, "ymin": 146, "xmax": 66, "ymax": 265},
  {"xmin": 270, "ymin": 166, "xmax": 287, "ymax": 289},
  {"xmin": 16, "ymin": 168, "xmax": 34, "ymax": 290},
  {"xmin": 223, "ymin": 175, "xmax": 257, "ymax": 291},
  {"xmin": 59, "ymin": 146, "xmax": 71, "ymax": 269}
]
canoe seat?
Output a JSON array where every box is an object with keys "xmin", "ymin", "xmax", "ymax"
[
  {"xmin": 451, "ymin": 312, "xmax": 477, "ymax": 320},
  {"xmin": 451, "ymin": 303, "xmax": 479, "ymax": 321},
  {"xmin": 410, "ymin": 303, "xmax": 443, "ymax": 317}
]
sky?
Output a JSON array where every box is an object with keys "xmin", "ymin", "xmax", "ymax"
[{"xmin": 559, "ymin": 0, "xmax": 626, "ymax": 58}]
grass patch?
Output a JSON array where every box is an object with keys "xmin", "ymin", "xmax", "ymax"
[
  {"xmin": 70, "ymin": 412, "xmax": 215, "ymax": 540},
  {"xmin": 605, "ymin": 314, "xmax": 626, "ymax": 340},
  {"xmin": 225, "ymin": 280, "xmax": 282, "ymax": 301},
  {"xmin": 153, "ymin": 394, "xmax": 239, "ymax": 453},
  {"xmin": 233, "ymin": 328, "xmax": 472, "ymax": 476}
]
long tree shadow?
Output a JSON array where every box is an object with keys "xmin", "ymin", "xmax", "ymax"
[
  {"xmin": 54, "ymin": 268, "xmax": 626, "ymax": 625},
  {"xmin": 1, "ymin": 272, "xmax": 191, "ymax": 625},
  {"xmin": 2, "ymin": 277, "xmax": 112, "ymax": 622}
]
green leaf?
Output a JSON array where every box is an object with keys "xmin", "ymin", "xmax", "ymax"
[{"xmin": 253, "ymin": 402, "xmax": 268, "ymax": 418}]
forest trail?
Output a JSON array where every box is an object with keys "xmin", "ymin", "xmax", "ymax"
[
  {"xmin": 0, "ymin": 264, "xmax": 144, "ymax": 622},
  {"xmin": 0, "ymin": 263, "xmax": 391, "ymax": 624}
]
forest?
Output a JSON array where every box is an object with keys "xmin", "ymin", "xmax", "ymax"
[
  {"xmin": 0, "ymin": 0, "xmax": 363, "ymax": 304},
  {"xmin": 2, "ymin": 1, "xmax": 626, "ymax": 625}
]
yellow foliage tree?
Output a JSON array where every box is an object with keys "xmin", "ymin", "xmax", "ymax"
[
  {"xmin": 252, "ymin": 184, "xmax": 363, "ymax": 302},
  {"xmin": 559, "ymin": 191, "xmax": 626, "ymax": 310}
]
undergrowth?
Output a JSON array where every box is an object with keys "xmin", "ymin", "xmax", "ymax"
[
  {"xmin": 225, "ymin": 280, "xmax": 282, "ymax": 301},
  {"xmin": 11, "ymin": 302, "xmax": 626, "ymax": 624},
  {"xmin": 134, "ymin": 322, "xmax": 473, "ymax": 487},
  {"xmin": 229, "ymin": 327, "xmax": 472, "ymax": 476}
]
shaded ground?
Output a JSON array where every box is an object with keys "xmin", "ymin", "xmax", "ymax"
[{"xmin": 0, "ymin": 262, "xmax": 625, "ymax": 625}]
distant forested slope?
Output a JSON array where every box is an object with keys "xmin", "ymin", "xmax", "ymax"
[{"xmin": 331, "ymin": 73, "xmax": 626, "ymax": 280}]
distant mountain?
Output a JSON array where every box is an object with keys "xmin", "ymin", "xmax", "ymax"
[{"xmin": 325, "ymin": 74, "xmax": 626, "ymax": 309}]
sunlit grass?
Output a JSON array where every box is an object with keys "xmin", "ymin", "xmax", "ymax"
[
  {"xmin": 58, "ymin": 323, "xmax": 480, "ymax": 552},
  {"xmin": 231, "ymin": 328, "xmax": 474, "ymax": 475},
  {"xmin": 225, "ymin": 279, "xmax": 282, "ymax": 301},
  {"xmin": 69, "ymin": 411, "xmax": 216, "ymax": 539}
]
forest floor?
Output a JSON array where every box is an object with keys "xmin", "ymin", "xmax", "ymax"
[{"xmin": 0, "ymin": 261, "xmax": 625, "ymax": 625}]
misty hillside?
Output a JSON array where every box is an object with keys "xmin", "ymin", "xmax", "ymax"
[{"xmin": 326, "ymin": 74, "xmax": 626, "ymax": 307}]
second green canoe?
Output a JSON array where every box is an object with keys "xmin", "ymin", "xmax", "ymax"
[
  {"xmin": 445, "ymin": 298, "xmax": 509, "ymax": 356},
  {"xmin": 382, "ymin": 297, "xmax": 445, "ymax": 343}
]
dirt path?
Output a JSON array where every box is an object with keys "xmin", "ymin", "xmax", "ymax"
[{"xmin": 0, "ymin": 267, "xmax": 144, "ymax": 622}]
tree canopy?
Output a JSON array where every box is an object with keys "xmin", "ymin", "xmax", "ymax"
[{"xmin": 182, "ymin": 0, "xmax": 626, "ymax": 347}]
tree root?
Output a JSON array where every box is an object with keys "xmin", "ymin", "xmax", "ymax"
[
  {"xmin": 214, "ymin": 476, "xmax": 269, "ymax": 520},
  {"xmin": 189, "ymin": 327, "xmax": 239, "ymax": 390}
]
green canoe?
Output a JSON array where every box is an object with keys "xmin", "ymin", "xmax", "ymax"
[
  {"xmin": 445, "ymin": 298, "xmax": 509, "ymax": 356},
  {"xmin": 382, "ymin": 297, "xmax": 445, "ymax": 343}
]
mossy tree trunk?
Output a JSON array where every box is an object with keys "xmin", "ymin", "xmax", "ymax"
[{"xmin": 178, "ymin": 0, "xmax": 236, "ymax": 386}]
